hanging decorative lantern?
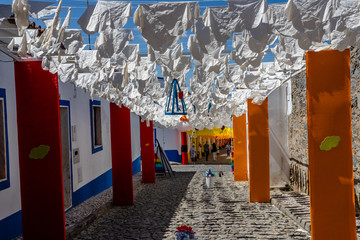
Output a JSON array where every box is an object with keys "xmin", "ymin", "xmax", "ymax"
[
  {"xmin": 165, "ymin": 79, "xmax": 187, "ymax": 115},
  {"xmin": 180, "ymin": 115, "xmax": 189, "ymax": 122}
]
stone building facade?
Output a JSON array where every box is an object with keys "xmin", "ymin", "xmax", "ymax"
[
  {"xmin": 288, "ymin": 71, "xmax": 309, "ymax": 194},
  {"xmin": 350, "ymin": 48, "xmax": 360, "ymax": 212},
  {"xmin": 288, "ymin": 48, "xmax": 360, "ymax": 211}
]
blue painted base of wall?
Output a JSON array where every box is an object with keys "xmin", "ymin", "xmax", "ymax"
[
  {"xmin": 0, "ymin": 161, "xmax": 147, "ymax": 239},
  {"xmin": 164, "ymin": 150, "xmax": 181, "ymax": 163},
  {"xmin": 132, "ymin": 156, "xmax": 141, "ymax": 175},
  {"xmin": 0, "ymin": 169, "xmax": 115, "ymax": 239},
  {"xmin": 0, "ymin": 210, "xmax": 22, "ymax": 240},
  {"xmin": 72, "ymin": 169, "xmax": 112, "ymax": 207}
]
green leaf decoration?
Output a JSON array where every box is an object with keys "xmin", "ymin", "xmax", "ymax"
[
  {"xmin": 29, "ymin": 145, "xmax": 50, "ymax": 159},
  {"xmin": 320, "ymin": 136, "xmax": 341, "ymax": 151}
]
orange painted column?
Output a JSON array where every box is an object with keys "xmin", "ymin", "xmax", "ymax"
[
  {"xmin": 306, "ymin": 49, "xmax": 356, "ymax": 239},
  {"xmin": 232, "ymin": 114, "xmax": 247, "ymax": 181},
  {"xmin": 247, "ymin": 99, "xmax": 270, "ymax": 203}
]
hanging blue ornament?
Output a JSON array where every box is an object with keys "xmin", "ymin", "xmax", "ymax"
[{"xmin": 165, "ymin": 79, "xmax": 187, "ymax": 115}]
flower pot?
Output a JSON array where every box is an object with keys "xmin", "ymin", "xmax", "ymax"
[
  {"xmin": 175, "ymin": 233, "xmax": 189, "ymax": 240},
  {"xmin": 175, "ymin": 233, "xmax": 196, "ymax": 240},
  {"xmin": 205, "ymin": 176, "xmax": 213, "ymax": 188},
  {"xmin": 189, "ymin": 234, "xmax": 196, "ymax": 239}
]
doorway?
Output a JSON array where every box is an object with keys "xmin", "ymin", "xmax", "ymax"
[{"xmin": 60, "ymin": 100, "xmax": 72, "ymax": 210}]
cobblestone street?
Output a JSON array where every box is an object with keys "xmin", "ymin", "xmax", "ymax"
[{"xmin": 73, "ymin": 165, "xmax": 310, "ymax": 240}]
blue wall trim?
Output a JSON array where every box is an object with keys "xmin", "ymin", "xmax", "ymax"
[
  {"xmin": 153, "ymin": 129, "xmax": 157, "ymax": 147},
  {"xmin": 164, "ymin": 150, "xmax": 181, "ymax": 163},
  {"xmin": 89, "ymin": 99, "xmax": 103, "ymax": 154},
  {"xmin": 0, "ymin": 88, "xmax": 10, "ymax": 191},
  {"xmin": 72, "ymin": 168, "xmax": 112, "ymax": 207},
  {"xmin": 132, "ymin": 156, "xmax": 141, "ymax": 175},
  {"xmin": 0, "ymin": 210, "xmax": 22, "ymax": 240}
]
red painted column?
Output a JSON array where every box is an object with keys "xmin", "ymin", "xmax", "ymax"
[
  {"xmin": 14, "ymin": 61, "xmax": 65, "ymax": 239},
  {"xmin": 110, "ymin": 103, "xmax": 133, "ymax": 205},
  {"xmin": 181, "ymin": 132, "xmax": 188, "ymax": 165},
  {"xmin": 140, "ymin": 119, "xmax": 155, "ymax": 183}
]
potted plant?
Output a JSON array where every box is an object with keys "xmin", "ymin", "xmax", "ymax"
[
  {"xmin": 175, "ymin": 225, "xmax": 196, "ymax": 240},
  {"xmin": 205, "ymin": 169, "xmax": 215, "ymax": 188}
]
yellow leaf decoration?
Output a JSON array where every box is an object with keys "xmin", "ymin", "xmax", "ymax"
[
  {"xmin": 320, "ymin": 136, "xmax": 341, "ymax": 151},
  {"xmin": 29, "ymin": 145, "xmax": 50, "ymax": 159}
]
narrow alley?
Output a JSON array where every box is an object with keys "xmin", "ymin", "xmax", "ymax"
[{"xmin": 72, "ymin": 165, "xmax": 310, "ymax": 240}]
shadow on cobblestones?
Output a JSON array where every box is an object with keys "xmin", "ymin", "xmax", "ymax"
[
  {"xmin": 73, "ymin": 165, "xmax": 310, "ymax": 240},
  {"xmin": 73, "ymin": 171, "xmax": 196, "ymax": 240}
]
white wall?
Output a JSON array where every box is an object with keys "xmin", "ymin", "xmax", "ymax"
[
  {"xmin": 177, "ymin": 130, "xmax": 181, "ymax": 154},
  {"xmin": 130, "ymin": 113, "xmax": 141, "ymax": 162},
  {"xmin": 0, "ymin": 52, "xmax": 21, "ymax": 220},
  {"xmin": 155, "ymin": 127, "xmax": 180, "ymax": 151},
  {"xmin": 154, "ymin": 127, "xmax": 181, "ymax": 162},
  {"xmin": 58, "ymin": 82, "xmax": 112, "ymax": 191},
  {"xmin": 268, "ymin": 84, "xmax": 290, "ymax": 187}
]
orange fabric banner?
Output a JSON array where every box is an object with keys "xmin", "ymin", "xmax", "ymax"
[
  {"xmin": 233, "ymin": 114, "xmax": 247, "ymax": 181},
  {"xmin": 247, "ymin": 99, "xmax": 270, "ymax": 202},
  {"xmin": 306, "ymin": 49, "xmax": 356, "ymax": 239}
]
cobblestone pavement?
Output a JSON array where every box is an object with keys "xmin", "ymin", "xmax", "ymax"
[
  {"xmin": 271, "ymin": 191, "xmax": 311, "ymax": 233},
  {"xmin": 66, "ymin": 173, "xmax": 143, "ymax": 239},
  {"xmin": 14, "ymin": 174, "xmax": 144, "ymax": 240},
  {"xmin": 272, "ymin": 189, "xmax": 360, "ymax": 239},
  {"xmin": 73, "ymin": 165, "xmax": 310, "ymax": 240}
]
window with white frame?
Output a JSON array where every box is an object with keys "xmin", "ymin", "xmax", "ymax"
[
  {"xmin": 0, "ymin": 88, "xmax": 9, "ymax": 190},
  {"xmin": 90, "ymin": 100, "xmax": 103, "ymax": 153}
]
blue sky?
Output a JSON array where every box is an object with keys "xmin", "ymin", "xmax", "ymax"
[{"xmin": 3, "ymin": 0, "xmax": 288, "ymax": 81}]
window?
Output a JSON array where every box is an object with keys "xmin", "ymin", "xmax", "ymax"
[
  {"xmin": 90, "ymin": 100, "xmax": 103, "ymax": 153},
  {"xmin": 0, "ymin": 88, "xmax": 9, "ymax": 191}
]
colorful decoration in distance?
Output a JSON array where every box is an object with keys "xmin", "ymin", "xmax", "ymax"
[
  {"xmin": 231, "ymin": 152, "xmax": 234, "ymax": 172},
  {"xmin": 154, "ymin": 154, "xmax": 165, "ymax": 173},
  {"xmin": 187, "ymin": 127, "xmax": 232, "ymax": 139},
  {"xmin": 165, "ymin": 79, "xmax": 187, "ymax": 115}
]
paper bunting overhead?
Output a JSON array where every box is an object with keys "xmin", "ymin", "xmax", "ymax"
[{"xmin": 3, "ymin": 0, "xmax": 360, "ymax": 130}]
